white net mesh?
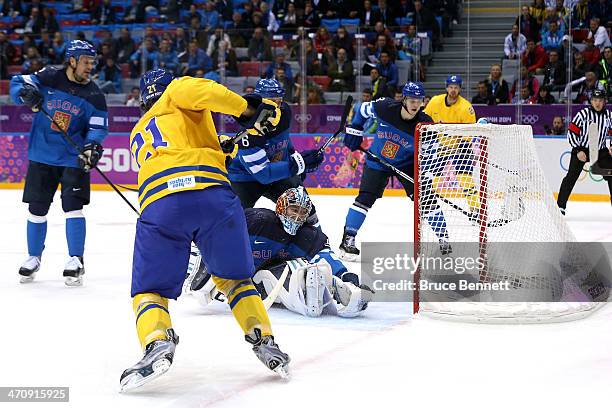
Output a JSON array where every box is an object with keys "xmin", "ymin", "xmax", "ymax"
[{"xmin": 414, "ymin": 124, "xmax": 608, "ymax": 323}]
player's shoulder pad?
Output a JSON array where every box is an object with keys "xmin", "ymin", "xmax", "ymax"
[
  {"xmin": 417, "ymin": 110, "xmax": 433, "ymax": 123},
  {"xmin": 246, "ymin": 207, "xmax": 291, "ymax": 242},
  {"xmin": 239, "ymin": 131, "xmax": 267, "ymax": 150},
  {"xmin": 35, "ymin": 66, "xmax": 63, "ymax": 85},
  {"xmin": 245, "ymin": 207, "xmax": 278, "ymax": 231},
  {"xmin": 84, "ymin": 81, "xmax": 108, "ymax": 112},
  {"xmin": 373, "ymin": 98, "xmax": 414, "ymax": 133}
]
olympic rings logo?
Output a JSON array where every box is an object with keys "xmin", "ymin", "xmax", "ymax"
[
  {"xmin": 521, "ymin": 114, "xmax": 539, "ymax": 125},
  {"xmin": 20, "ymin": 113, "xmax": 34, "ymax": 122},
  {"xmin": 221, "ymin": 115, "xmax": 236, "ymax": 124},
  {"xmin": 294, "ymin": 113, "xmax": 312, "ymax": 123},
  {"xmin": 559, "ymin": 151, "xmax": 605, "ymax": 182}
]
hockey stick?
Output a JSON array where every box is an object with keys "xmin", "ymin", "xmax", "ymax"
[
  {"xmin": 317, "ymin": 95, "xmax": 354, "ymax": 155},
  {"xmin": 39, "ymin": 107, "xmax": 141, "ymax": 216},
  {"xmin": 588, "ymin": 122, "xmax": 612, "ymax": 176},
  {"xmin": 358, "ymin": 147, "xmax": 524, "ymax": 228},
  {"xmin": 262, "ymin": 262, "xmax": 290, "ymax": 310}
]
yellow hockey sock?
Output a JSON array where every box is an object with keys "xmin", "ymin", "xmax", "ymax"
[
  {"xmin": 133, "ymin": 293, "xmax": 173, "ymax": 350},
  {"xmin": 212, "ymin": 276, "xmax": 272, "ymax": 337},
  {"xmin": 456, "ymin": 173, "xmax": 480, "ymax": 212}
]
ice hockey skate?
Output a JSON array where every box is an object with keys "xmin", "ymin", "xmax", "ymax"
[
  {"xmin": 120, "ymin": 329, "xmax": 179, "ymax": 392},
  {"xmin": 339, "ymin": 229, "xmax": 360, "ymax": 261},
  {"xmin": 63, "ymin": 256, "xmax": 84, "ymax": 287},
  {"xmin": 245, "ymin": 328, "xmax": 290, "ymax": 379},
  {"xmin": 19, "ymin": 255, "xmax": 41, "ymax": 283}
]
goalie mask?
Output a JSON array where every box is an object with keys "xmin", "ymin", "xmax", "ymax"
[{"xmin": 276, "ymin": 187, "xmax": 312, "ymax": 235}]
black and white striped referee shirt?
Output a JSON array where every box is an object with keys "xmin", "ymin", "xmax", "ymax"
[{"xmin": 567, "ymin": 106, "xmax": 612, "ymax": 149}]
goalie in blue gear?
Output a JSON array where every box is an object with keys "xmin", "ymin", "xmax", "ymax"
[
  {"xmin": 9, "ymin": 39, "xmax": 108, "ymax": 286},
  {"xmin": 340, "ymin": 82, "xmax": 452, "ymax": 259},
  {"xmin": 185, "ymin": 187, "xmax": 374, "ymax": 318},
  {"xmin": 226, "ymin": 78, "xmax": 324, "ymax": 226}
]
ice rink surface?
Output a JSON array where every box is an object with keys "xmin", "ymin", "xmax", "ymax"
[{"xmin": 1, "ymin": 189, "xmax": 611, "ymax": 408}]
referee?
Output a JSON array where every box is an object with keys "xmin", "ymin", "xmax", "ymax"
[{"xmin": 557, "ymin": 89, "xmax": 612, "ymax": 215}]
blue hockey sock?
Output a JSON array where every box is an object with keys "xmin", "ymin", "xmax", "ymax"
[
  {"xmin": 66, "ymin": 213, "xmax": 86, "ymax": 257},
  {"xmin": 427, "ymin": 208, "xmax": 449, "ymax": 241},
  {"xmin": 345, "ymin": 203, "xmax": 369, "ymax": 235},
  {"xmin": 27, "ymin": 216, "xmax": 47, "ymax": 257}
]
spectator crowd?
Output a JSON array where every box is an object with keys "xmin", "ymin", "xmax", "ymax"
[
  {"xmin": 0, "ymin": 0, "xmax": 462, "ymax": 104},
  {"xmin": 496, "ymin": 0, "xmax": 611, "ymax": 105}
]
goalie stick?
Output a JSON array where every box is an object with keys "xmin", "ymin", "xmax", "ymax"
[
  {"xmin": 588, "ymin": 122, "xmax": 612, "ymax": 176},
  {"xmin": 39, "ymin": 106, "xmax": 141, "ymax": 216},
  {"xmin": 357, "ymin": 147, "xmax": 525, "ymax": 228},
  {"xmin": 317, "ymin": 95, "xmax": 354, "ymax": 155}
]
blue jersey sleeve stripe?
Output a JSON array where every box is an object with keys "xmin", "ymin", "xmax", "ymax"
[
  {"xmin": 241, "ymin": 148, "xmax": 267, "ymax": 163},
  {"xmin": 139, "ymin": 165, "xmax": 228, "ymax": 195},
  {"xmin": 89, "ymin": 116, "xmax": 106, "ymax": 126},
  {"xmin": 248, "ymin": 160, "xmax": 271, "ymax": 174}
]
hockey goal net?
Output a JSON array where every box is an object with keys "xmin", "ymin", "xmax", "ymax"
[{"xmin": 413, "ymin": 123, "xmax": 609, "ymax": 323}]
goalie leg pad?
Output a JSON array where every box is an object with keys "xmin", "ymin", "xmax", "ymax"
[
  {"xmin": 212, "ymin": 276, "xmax": 272, "ymax": 337},
  {"xmin": 303, "ymin": 262, "xmax": 330, "ymax": 317},
  {"xmin": 332, "ymin": 277, "xmax": 374, "ymax": 318},
  {"xmin": 254, "ymin": 259, "xmax": 334, "ymax": 317}
]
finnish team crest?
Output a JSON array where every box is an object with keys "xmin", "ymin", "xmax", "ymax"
[
  {"xmin": 51, "ymin": 111, "xmax": 72, "ymax": 132},
  {"xmin": 381, "ymin": 141, "xmax": 399, "ymax": 159}
]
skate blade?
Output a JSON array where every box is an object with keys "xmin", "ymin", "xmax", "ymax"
[
  {"xmin": 65, "ymin": 276, "xmax": 83, "ymax": 287},
  {"xmin": 339, "ymin": 250, "xmax": 359, "ymax": 262},
  {"xmin": 19, "ymin": 274, "xmax": 36, "ymax": 284},
  {"xmin": 119, "ymin": 359, "xmax": 172, "ymax": 393},
  {"xmin": 273, "ymin": 363, "xmax": 290, "ymax": 380}
]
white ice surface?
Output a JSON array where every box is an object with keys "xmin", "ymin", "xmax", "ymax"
[{"xmin": 1, "ymin": 190, "xmax": 611, "ymax": 408}]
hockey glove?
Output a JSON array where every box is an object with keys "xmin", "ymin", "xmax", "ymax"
[
  {"xmin": 78, "ymin": 141, "xmax": 104, "ymax": 172},
  {"xmin": 19, "ymin": 84, "xmax": 43, "ymax": 112},
  {"xmin": 235, "ymin": 94, "xmax": 277, "ymax": 135},
  {"xmin": 343, "ymin": 125, "xmax": 364, "ymax": 151},
  {"xmin": 301, "ymin": 149, "xmax": 324, "ymax": 173},
  {"xmin": 219, "ymin": 135, "xmax": 237, "ymax": 157},
  {"xmin": 289, "ymin": 152, "xmax": 306, "ymax": 175}
]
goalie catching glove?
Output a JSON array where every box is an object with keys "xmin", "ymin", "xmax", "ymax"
[{"xmin": 78, "ymin": 141, "xmax": 103, "ymax": 172}]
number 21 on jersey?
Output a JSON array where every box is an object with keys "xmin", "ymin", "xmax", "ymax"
[{"xmin": 130, "ymin": 117, "xmax": 168, "ymax": 167}]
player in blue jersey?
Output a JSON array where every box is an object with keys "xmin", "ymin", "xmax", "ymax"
[
  {"xmin": 9, "ymin": 40, "xmax": 108, "ymax": 286},
  {"xmin": 185, "ymin": 187, "xmax": 373, "ymax": 317},
  {"xmin": 339, "ymin": 82, "xmax": 451, "ymax": 259},
  {"xmin": 227, "ymin": 78, "xmax": 323, "ymax": 225}
]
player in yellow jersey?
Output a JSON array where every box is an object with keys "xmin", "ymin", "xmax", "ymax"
[
  {"xmin": 119, "ymin": 69, "xmax": 290, "ymax": 392},
  {"xmin": 424, "ymin": 75, "xmax": 480, "ymax": 216}
]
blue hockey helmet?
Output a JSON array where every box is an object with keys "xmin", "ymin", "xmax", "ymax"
[
  {"xmin": 139, "ymin": 68, "xmax": 175, "ymax": 111},
  {"xmin": 402, "ymin": 81, "xmax": 425, "ymax": 99},
  {"xmin": 276, "ymin": 187, "xmax": 312, "ymax": 235},
  {"xmin": 65, "ymin": 40, "xmax": 96, "ymax": 62},
  {"xmin": 445, "ymin": 74, "xmax": 462, "ymax": 87},
  {"xmin": 254, "ymin": 78, "xmax": 285, "ymax": 98}
]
